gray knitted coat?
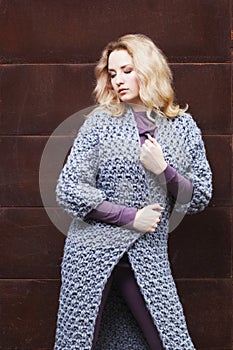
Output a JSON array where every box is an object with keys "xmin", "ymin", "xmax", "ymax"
[{"xmin": 54, "ymin": 106, "xmax": 212, "ymax": 350}]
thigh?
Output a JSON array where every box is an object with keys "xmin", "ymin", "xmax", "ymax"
[
  {"xmin": 92, "ymin": 254, "xmax": 130, "ymax": 348},
  {"xmin": 113, "ymin": 262, "xmax": 164, "ymax": 350}
]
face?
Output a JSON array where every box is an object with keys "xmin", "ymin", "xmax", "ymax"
[{"xmin": 108, "ymin": 50, "xmax": 143, "ymax": 106}]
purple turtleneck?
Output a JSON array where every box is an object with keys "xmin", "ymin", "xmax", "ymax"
[{"xmin": 86, "ymin": 111, "xmax": 193, "ymax": 227}]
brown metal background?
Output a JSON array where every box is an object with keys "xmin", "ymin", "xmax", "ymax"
[{"xmin": 0, "ymin": 1, "xmax": 232, "ymax": 349}]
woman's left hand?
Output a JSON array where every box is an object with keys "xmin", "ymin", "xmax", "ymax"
[{"xmin": 140, "ymin": 134, "xmax": 167, "ymax": 175}]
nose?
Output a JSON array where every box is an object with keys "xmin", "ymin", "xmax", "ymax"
[{"xmin": 115, "ymin": 72, "xmax": 124, "ymax": 85}]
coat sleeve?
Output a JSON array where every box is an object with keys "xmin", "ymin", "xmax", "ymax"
[
  {"xmin": 174, "ymin": 114, "xmax": 212, "ymax": 214},
  {"xmin": 55, "ymin": 116, "xmax": 106, "ymax": 219}
]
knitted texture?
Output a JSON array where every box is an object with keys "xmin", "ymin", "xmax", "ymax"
[{"xmin": 54, "ymin": 106, "xmax": 212, "ymax": 350}]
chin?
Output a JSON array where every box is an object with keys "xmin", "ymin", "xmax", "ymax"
[{"xmin": 121, "ymin": 97, "xmax": 137, "ymax": 104}]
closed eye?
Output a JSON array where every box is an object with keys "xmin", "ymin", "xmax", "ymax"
[
  {"xmin": 108, "ymin": 65, "xmax": 133, "ymax": 79},
  {"xmin": 109, "ymin": 73, "xmax": 116, "ymax": 79}
]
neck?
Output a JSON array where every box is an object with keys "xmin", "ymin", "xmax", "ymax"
[{"xmin": 129, "ymin": 103, "xmax": 147, "ymax": 112}]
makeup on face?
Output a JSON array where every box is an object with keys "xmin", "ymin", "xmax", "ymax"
[{"xmin": 108, "ymin": 50, "xmax": 143, "ymax": 106}]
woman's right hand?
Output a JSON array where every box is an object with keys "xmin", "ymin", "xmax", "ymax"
[{"xmin": 132, "ymin": 204, "xmax": 164, "ymax": 233}]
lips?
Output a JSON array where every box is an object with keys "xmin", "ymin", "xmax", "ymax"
[{"xmin": 118, "ymin": 88, "xmax": 128, "ymax": 94}]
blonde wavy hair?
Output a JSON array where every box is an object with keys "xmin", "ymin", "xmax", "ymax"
[{"xmin": 93, "ymin": 34, "xmax": 187, "ymax": 118}]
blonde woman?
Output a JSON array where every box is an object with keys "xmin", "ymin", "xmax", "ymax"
[{"xmin": 54, "ymin": 34, "xmax": 212, "ymax": 350}]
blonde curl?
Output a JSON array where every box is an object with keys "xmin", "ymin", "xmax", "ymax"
[{"xmin": 93, "ymin": 34, "xmax": 187, "ymax": 118}]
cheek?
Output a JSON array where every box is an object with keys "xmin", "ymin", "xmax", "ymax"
[
  {"xmin": 131, "ymin": 75, "xmax": 140, "ymax": 91},
  {"xmin": 110, "ymin": 79, "xmax": 117, "ymax": 91},
  {"xmin": 133, "ymin": 79, "xmax": 140, "ymax": 94}
]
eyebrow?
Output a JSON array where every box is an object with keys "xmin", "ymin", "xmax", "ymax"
[{"xmin": 108, "ymin": 64, "xmax": 133, "ymax": 72}]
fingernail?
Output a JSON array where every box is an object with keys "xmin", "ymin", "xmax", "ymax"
[{"xmin": 146, "ymin": 133, "xmax": 152, "ymax": 138}]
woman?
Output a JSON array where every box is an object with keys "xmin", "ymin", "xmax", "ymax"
[{"xmin": 54, "ymin": 34, "xmax": 212, "ymax": 350}]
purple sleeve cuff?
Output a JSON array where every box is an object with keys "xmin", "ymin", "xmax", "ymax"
[
  {"xmin": 158, "ymin": 165, "xmax": 193, "ymax": 204},
  {"xmin": 86, "ymin": 200, "xmax": 137, "ymax": 228}
]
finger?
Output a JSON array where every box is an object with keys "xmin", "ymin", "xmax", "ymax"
[
  {"xmin": 140, "ymin": 143, "xmax": 148, "ymax": 153},
  {"xmin": 142, "ymin": 141, "xmax": 151, "ymax": 149},
  {"xmin": 153, "ymin": 217, "xmax": 160, "ymax": 225},
  {"xmin": 155, "ymin": 211, "xmax": 162, "ymax": 218},
  {"xmin": 146, "ymin": 134, "xmax": 157, "ymax": 144},
  {"xmin": 148, "ymin": 226, "xmax": 157, "ymax": 233},
  {"xmin": 147, "ymin": 204, "xmax": 159, "ymax": 210},
  {"xmin": 150, "ymin": 204, "xmax": 164, "ymax": 211},
  {"xmin": 146, "ymin": 133, "xmax": 154, "ymax": 140},
  {"xmin": 148, "ymin": 228, "xmax": 156, "ymax": 233}
]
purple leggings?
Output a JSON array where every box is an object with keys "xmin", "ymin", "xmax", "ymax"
[{"xmin": 91, "ymin": 254, "xmax": 164, "ymax": 350}]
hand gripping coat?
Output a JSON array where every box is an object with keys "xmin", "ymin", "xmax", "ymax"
[{"xmin": 54, "ymin": 106, "xmax": 212, "ymax": 350}]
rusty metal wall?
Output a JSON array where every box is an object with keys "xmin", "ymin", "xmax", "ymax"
[{"xmin": 0, "ymin": 1, "xmax": 232, "ymax": 349}]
